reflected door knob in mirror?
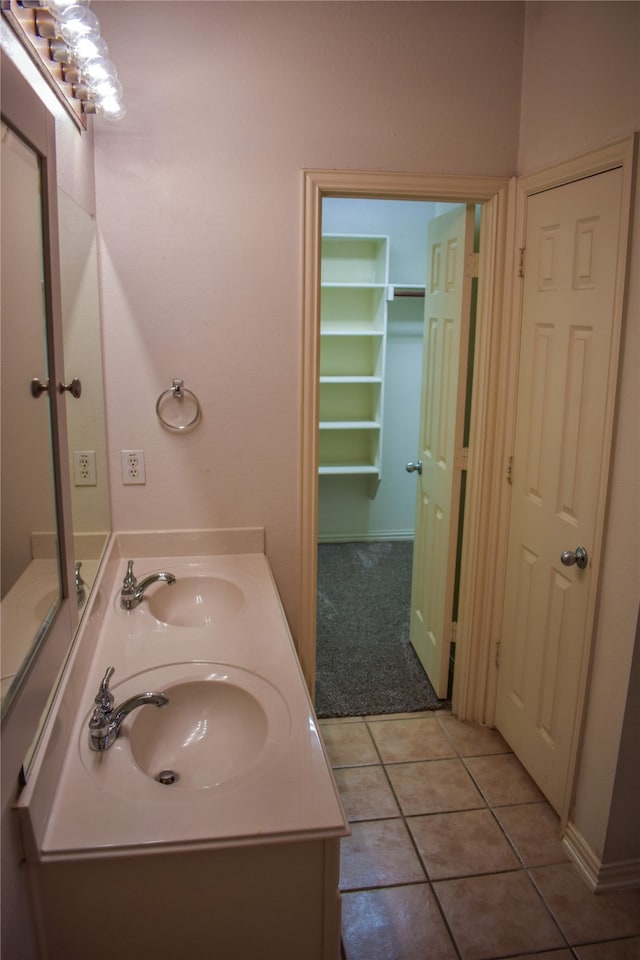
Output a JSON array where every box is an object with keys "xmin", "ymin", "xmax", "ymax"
[
  {"xmin": 57, "ymin": 377, "xmax": 82, "ymax": 399},
  {"xmin": 30, "ymin": 377, "xmax": 50, "ymax": 398}
]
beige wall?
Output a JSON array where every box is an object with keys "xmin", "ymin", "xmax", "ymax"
[
  {"xmin": 518, "ymin": 1, "xmax": 640, "ymax": 869},
  {"xmin": 92, "ymin": 0, "xmax": 525, "ymax": 636},
  {"xmin": 92, "ymin": 0, "xmax": 639, "ymax": 871},
  {"xmin": 518, "ymin": 0, "xmax": 640, "ymax": 172}
]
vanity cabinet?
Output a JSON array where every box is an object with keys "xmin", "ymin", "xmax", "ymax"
[
  {"xmin": 18, "ymin": 538, "xmax": 348, "ymax": 960},
  {"xmin": 319, "ymin": 236, "xmax": 389, "ymax": 488},
  {"xmin": 31, "ymin": 837, "xmax": 342, "ymax": 960}
]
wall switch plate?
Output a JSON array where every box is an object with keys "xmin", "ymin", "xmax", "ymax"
[
  {"xmin": 73, "ymin": 450, "xmax": 97, "ymax": 486},
  {"xmin": 121, "ymin": 449, "xmax": 146, "ymax": 485}
]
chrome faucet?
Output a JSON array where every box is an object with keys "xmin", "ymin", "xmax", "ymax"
[
  {"xmin": 75, "ymin": 561, "xmax": 86, "ymax": 607},
  {"xmin": 88, "ymin": 666, "xmax": 169, "ymax": 751},
  {"xmin": 120, "ymin": 559, "xmax": 176, "ymax": 610}
]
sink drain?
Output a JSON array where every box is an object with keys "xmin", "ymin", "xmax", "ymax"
[{"xmin": 155, "ymin": 769, "xmax": 179, "ymax": 785}]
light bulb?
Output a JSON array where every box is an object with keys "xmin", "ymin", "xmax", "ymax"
[
  {"xmin": 69, "ymin": 35, "xmax": 108, "ymax": 65},
  {"xmin": 88, "ymin": 96, "xmax": 127, "ymax": 121},
  {"xmin": 80, "ymin": 56, "xmax": 117, "ymax": 86},
  {"xmin": 59, "ymin": 5, "xmax": 100, "ymax": 45},
  {"xmin": 92, "ymin": 76, "xmax": 123, "ymax": 101},
  {"xmin": 46, "ymin": 0, "xmax": 88, "ymax": 20}
]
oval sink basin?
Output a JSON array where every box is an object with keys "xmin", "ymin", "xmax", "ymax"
[
  {"xmin": 147, "ymin": 576, "xmax": 245, "ymax": 626},
  {"xmin": 127, "ymin": 667, "xmax": 290, "ymax": 790},
  {"xmin": 15, "ymin": 572, "xmax": 59, "ymax": 624}
]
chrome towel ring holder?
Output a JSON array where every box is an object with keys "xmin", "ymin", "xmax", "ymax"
[{"xmin": 156, "ymin": 379, "xmax": 201, "ymax": 432}]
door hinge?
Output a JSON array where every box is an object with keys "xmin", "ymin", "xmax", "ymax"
[
  {"xmin": 517, "ymin": 248, "xmax": 525, "ymax": 278},
  {"xmin": 456, "ymin": 447, "xmax": 470, "ymax": 470},
  {"xmin": 507, "ymin": 455, "xmax": 514, "ymax": 484},
  {"xmin": 466, "ymin": 252, "xmax": 479, "ymax": 279},
  {"xmin": 450, "ymin": 622, "xmax": 458, "ymax": 644},
  {"xmin": 495, "ymin": 640, "xmax": 501, "ymax": 669}
]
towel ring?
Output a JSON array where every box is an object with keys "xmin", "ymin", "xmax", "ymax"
[{"xmin": 156, "ymin": 379, "xmax": 201, "ymax": 432}]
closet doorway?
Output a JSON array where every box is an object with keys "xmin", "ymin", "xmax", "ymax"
[
  {"xmin": 315, "ymin": 197, "xmax": 479, "ymax": 718},
  {"xmin": 299, "ymin": 169, "xmax": 511, "ymax": 724}
]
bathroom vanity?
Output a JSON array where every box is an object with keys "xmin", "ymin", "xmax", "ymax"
[{"xmin": 17, "ymin": 530, "xmax": 348, "ymax": 960}]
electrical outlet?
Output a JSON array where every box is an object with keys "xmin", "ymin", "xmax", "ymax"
[
  {"xmin": 73, "ymin": 450, "xmax": 97, "ymax": 486},
  {"xmin": 121, "ymin": 449, "xmax": 146, "ymax": 485}
]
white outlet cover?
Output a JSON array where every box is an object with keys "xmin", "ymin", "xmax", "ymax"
[
  {"xmin": 73, "ymin": 450, "xmax": 97, "ymax": 486},
  {"xmin": 121, "ymin": 449, "xmax": 146, "ymax": 485}
]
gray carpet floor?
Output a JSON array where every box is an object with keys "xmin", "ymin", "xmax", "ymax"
[{"xmin": 315, "ymin": 541, "xmax": 449, "ymax": 718}]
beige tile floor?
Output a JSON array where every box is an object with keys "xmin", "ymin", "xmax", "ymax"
[{"xmin": 319, "ymin": 712, "xmax": 640, "ymax": 960}]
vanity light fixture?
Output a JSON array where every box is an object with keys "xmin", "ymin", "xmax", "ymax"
[{"xmin": 4, "ymin": 0, "xmax": 126, "ymax": 122}]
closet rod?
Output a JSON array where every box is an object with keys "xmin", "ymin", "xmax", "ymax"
[{"xmin": 393, "ymin": 290, "xmax": 425, "ymax": 298}]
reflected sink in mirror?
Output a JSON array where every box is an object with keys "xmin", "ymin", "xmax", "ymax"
[
  {"xmin": 130, "ymin": 679, "xmax": 268, "ymax": 788},
  {"xmin": 1, "ymin": 561, "xmax": 61, "ymax": 701},
  {"xmin": 147, "ymin": 576, "xmax": 246, "ymax": 626},
  {"xmin": 19, "ymin": 581, "xmax": 59, "ymax": 626}
]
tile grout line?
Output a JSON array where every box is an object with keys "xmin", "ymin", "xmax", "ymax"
[
  {"xmin": 325, "ymin": 714, "xmax": 635, "ymax": 960},
  {"xmin": 456, "ymin": 746, "xmax": 578, "ymax": 948},
  {"xmin": 380, "ymin": 717, "xmax": 567, "ymax": 960},
  {"xmin": 525, "ymin": 864, "xmax": 576, "ymax": 955},
  {"xmin": 363, "ymin": 716, "xmax": 476, "ymax": 960},
  {"xmin": 328, "ymin": 716, "xmax": 607, "ymax": 959},
  {"xmin": 362, "ymin": 715, "xmax": 468, "ymax": 960}
]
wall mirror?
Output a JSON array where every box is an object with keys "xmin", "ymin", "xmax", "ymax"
[
  {"xmin": 1, "ymin": 119, "xmax": 63, "ymax": 712},
  {"xmin": 0, "ymin": 51, "xmax": 111, "ymax": 778}
]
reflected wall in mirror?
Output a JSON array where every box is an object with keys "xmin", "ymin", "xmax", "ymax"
[
  {"xmin": 58, "ymin": 190, "xmax": 111, "ymax": 605},
  {"xmin": 1, "ymin": 120, "xmax": 62, "ymax": 711}
]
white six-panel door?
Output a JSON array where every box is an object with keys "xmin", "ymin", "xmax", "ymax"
[
  {"xmin": 496, "ymin": 168, "xmax": 624, "ymax": 813},
  {"xmin": 409, "ymin": 205, "xmax": 475, "ymax": 698}
]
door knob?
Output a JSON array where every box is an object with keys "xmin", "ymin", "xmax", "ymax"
[
  {"xmin": 560, "ymin": 546, "xmax": 589, "ymax": 569},
  {"xmin": 30, "ymin": 377, "xmax": 50, "ymax": 398},
  {"xmin": 57, "ymin": 377, "xmax": 82, "ymax": 399},
  {"xmin": 406, "ymin": 461, "xmax": 422, "ymax": 475}
]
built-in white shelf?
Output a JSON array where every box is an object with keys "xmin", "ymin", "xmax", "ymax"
[
  {"xmin": 319, "ymin": 235, "xmax": 389, "ymax": 488},
  {"xmin": 319, "ymin": 465, "xmax": 380, "ymax": 476},
  {"xmin": 320, "ymin": 376, "xmax": 382, "ymax": 383}
]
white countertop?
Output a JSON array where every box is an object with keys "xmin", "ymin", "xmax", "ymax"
[{"xmin": 27, "ymin": 552, "xmax": 348, "ymax": 861}]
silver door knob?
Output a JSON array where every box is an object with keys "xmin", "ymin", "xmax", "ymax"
[
  {"xmin": 406, "ymin": 461, "xmax": 422, "ymax": 475},
  {"xmin": 57, "ymin": 377, "xmax": 82, "ymax": 399},
  {"xmin": 30, "ymin": 377, "xmax": 50, "ymax": 398},
  {"xmin": 560, "ymin": 546, "xmax": 589, "ymax": 569}
]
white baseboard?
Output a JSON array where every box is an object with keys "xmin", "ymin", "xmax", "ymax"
[
  {"xmin": 317, "ymin": 532, "xmax": 414, "ymax": 544},
  {"xmin": 563, "ymin": 822, "xmax": 640, "ymax": 891}
]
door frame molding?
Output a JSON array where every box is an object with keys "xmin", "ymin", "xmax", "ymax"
[
  {"xmin": 299, "ymin": 169, "xmax": 513, "ymax": 719},
  {"xmin": 495, "ymin": 136, "xmax": 637, "ymax": 818}
]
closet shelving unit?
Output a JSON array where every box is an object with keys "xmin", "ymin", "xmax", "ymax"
[{"xmin": 319, "ymin": 235, "xmax": 390, "ymax": 496}]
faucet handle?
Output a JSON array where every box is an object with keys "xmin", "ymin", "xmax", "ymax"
[
  {"xmin": 123, "ymin": 560, "xmax": 137, "ymax": 589},
  {"xmin": 95, "ymin": 666, "xmax": 115, "ymax": 712},
  {"xmin": 75, "ymin": 561, "xmax": 87, "ymax": 607}
]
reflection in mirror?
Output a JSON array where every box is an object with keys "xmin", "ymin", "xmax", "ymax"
[
  {"xmin": 0, "ymin": 121, "xmax": 62, "ymax": 712},
  {"xmin": 58, "ymin": 190, "xmax": 111, "ymax": 605}
]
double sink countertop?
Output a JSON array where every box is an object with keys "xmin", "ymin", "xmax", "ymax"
[{"xmin": 18, "ymin": 546, "xmax": 348, "ymax": 861}]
